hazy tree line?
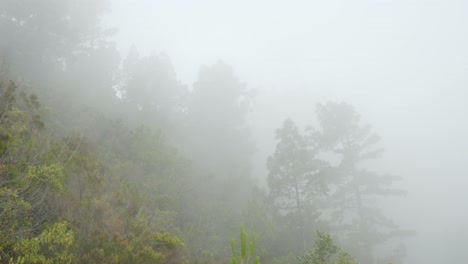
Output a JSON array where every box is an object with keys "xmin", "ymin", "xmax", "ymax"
[{"xmin": 0, "ymin": 1, "xmax": 409, "ymax": 263}]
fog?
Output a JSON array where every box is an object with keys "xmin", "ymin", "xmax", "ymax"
[
  {"xmin": 1, "ymin": 0, "xmax": 467, "ymax": 263},
  {"xmin": 105, "ymin": 1, "xmax": 468, "ymax": 263}
]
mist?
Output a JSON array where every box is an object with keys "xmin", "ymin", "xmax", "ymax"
[
  {"xmin": 1, "ymin": 0, "xmax": 467, "ymax": 263},
  {"xmin": 107, "ymin": 1, "xmax": 468, "ymax": 262}
]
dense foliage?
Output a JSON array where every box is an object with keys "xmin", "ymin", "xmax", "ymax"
[{"xmin": 0, "ymin": 1, "xmax": 409, "ymax": 263}]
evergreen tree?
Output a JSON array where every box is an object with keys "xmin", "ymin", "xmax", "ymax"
[
  {"xmin": 315, "ymin": 102, "xmax": 407, "ymax": 263},
  {"xmin": 265, "ymin": 102, "xmax": 409, "ymax": 263},
  {"xmin": 267, "ymin": 119, "xmax": 328, "ymax": 253},
  {"xmin": 186, "ymin": 61, "xmax": 254, "ymax": 184},
  {"xmin": 119, "ymin": 50, "xmax": 186, "ymax": 131}
]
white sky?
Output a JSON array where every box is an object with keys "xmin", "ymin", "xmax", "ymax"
[{"xmin": 104, "ymin": 1, "xmax": 468, "ymax": 263}]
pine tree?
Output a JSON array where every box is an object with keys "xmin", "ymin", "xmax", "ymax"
[
  {"xmin": 267, "ymin": 119, "xmax": 328, "ymax": 253},
  {"xmin": 315, "ymin": 102, "xmax": 407, "ymax": 263}
]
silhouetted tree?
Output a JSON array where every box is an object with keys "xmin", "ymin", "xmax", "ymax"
[
  {"xmin": 315, "ymin": 102, "xmax": 407, "ymax": 264},
  {"xmin": 120, "ymin": 50, "xmax": 186, "ymax": 130},
  {"xmin": 187, "ymin": 61, "xmax": 254, "ymax": 180},
  {"xmin": 267, "ymin": 119, "xmax": 328, "ymax": 253}
]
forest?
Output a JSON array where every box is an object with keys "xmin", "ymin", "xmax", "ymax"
[{"xmin": 3, "ymin": 0, "xmax": 457, "ymax": 263}]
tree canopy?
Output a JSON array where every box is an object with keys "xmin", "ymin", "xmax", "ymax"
[{"xmin": 0, "ymin": 2, "xmax": 410, "ymax": 263}]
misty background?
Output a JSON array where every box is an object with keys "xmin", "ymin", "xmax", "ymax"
[
  {"xmin": 105, "ymin": 1, "xmax": 468, "ymax": 263},
  {"xmin": 1, "ymin": 0, "xmax": 467, "ymax": 263}
]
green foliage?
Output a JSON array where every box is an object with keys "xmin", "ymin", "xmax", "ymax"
[
  {"xmin": 0, "ymin": 3, "xmax": 410, "ymax": 261},
  {"xmin": 10, "ymin": 221, "xmax": 75, "ymax": 264},
  {"xmin": 0, "ymin": 187, "xmax": 31, "ymax": 251},
  {"xmin": 25, "ymin": 164, "xmax": 65, "ymax": 192},
  {"xmin": 230, "ymin": 226, "xmax": 260, "ymax": 264},
  {"xmin": 298, "ymin": 231, "xmax": 358, "ymax": 264},
  {"xmin": 336, "ymin": 252, "xmax": 359, "ymax": 264},
  {"xmin": 76, "ymin": 213, "xmax": 184, "ymax": 264},
  {"xmin": 0, "ymin": 76, "xmax": 189, "ymax": 263},
  {"xmin": 239, "ymin": 189, "xmax": 276, "ymax": 261},
  {"xmin": 0, "ymin": 80, "xmax": 17, "ymax": 121},
  {"xmin": 0, "ymin": 79, "xmax": 66, "ymax": 261}
]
